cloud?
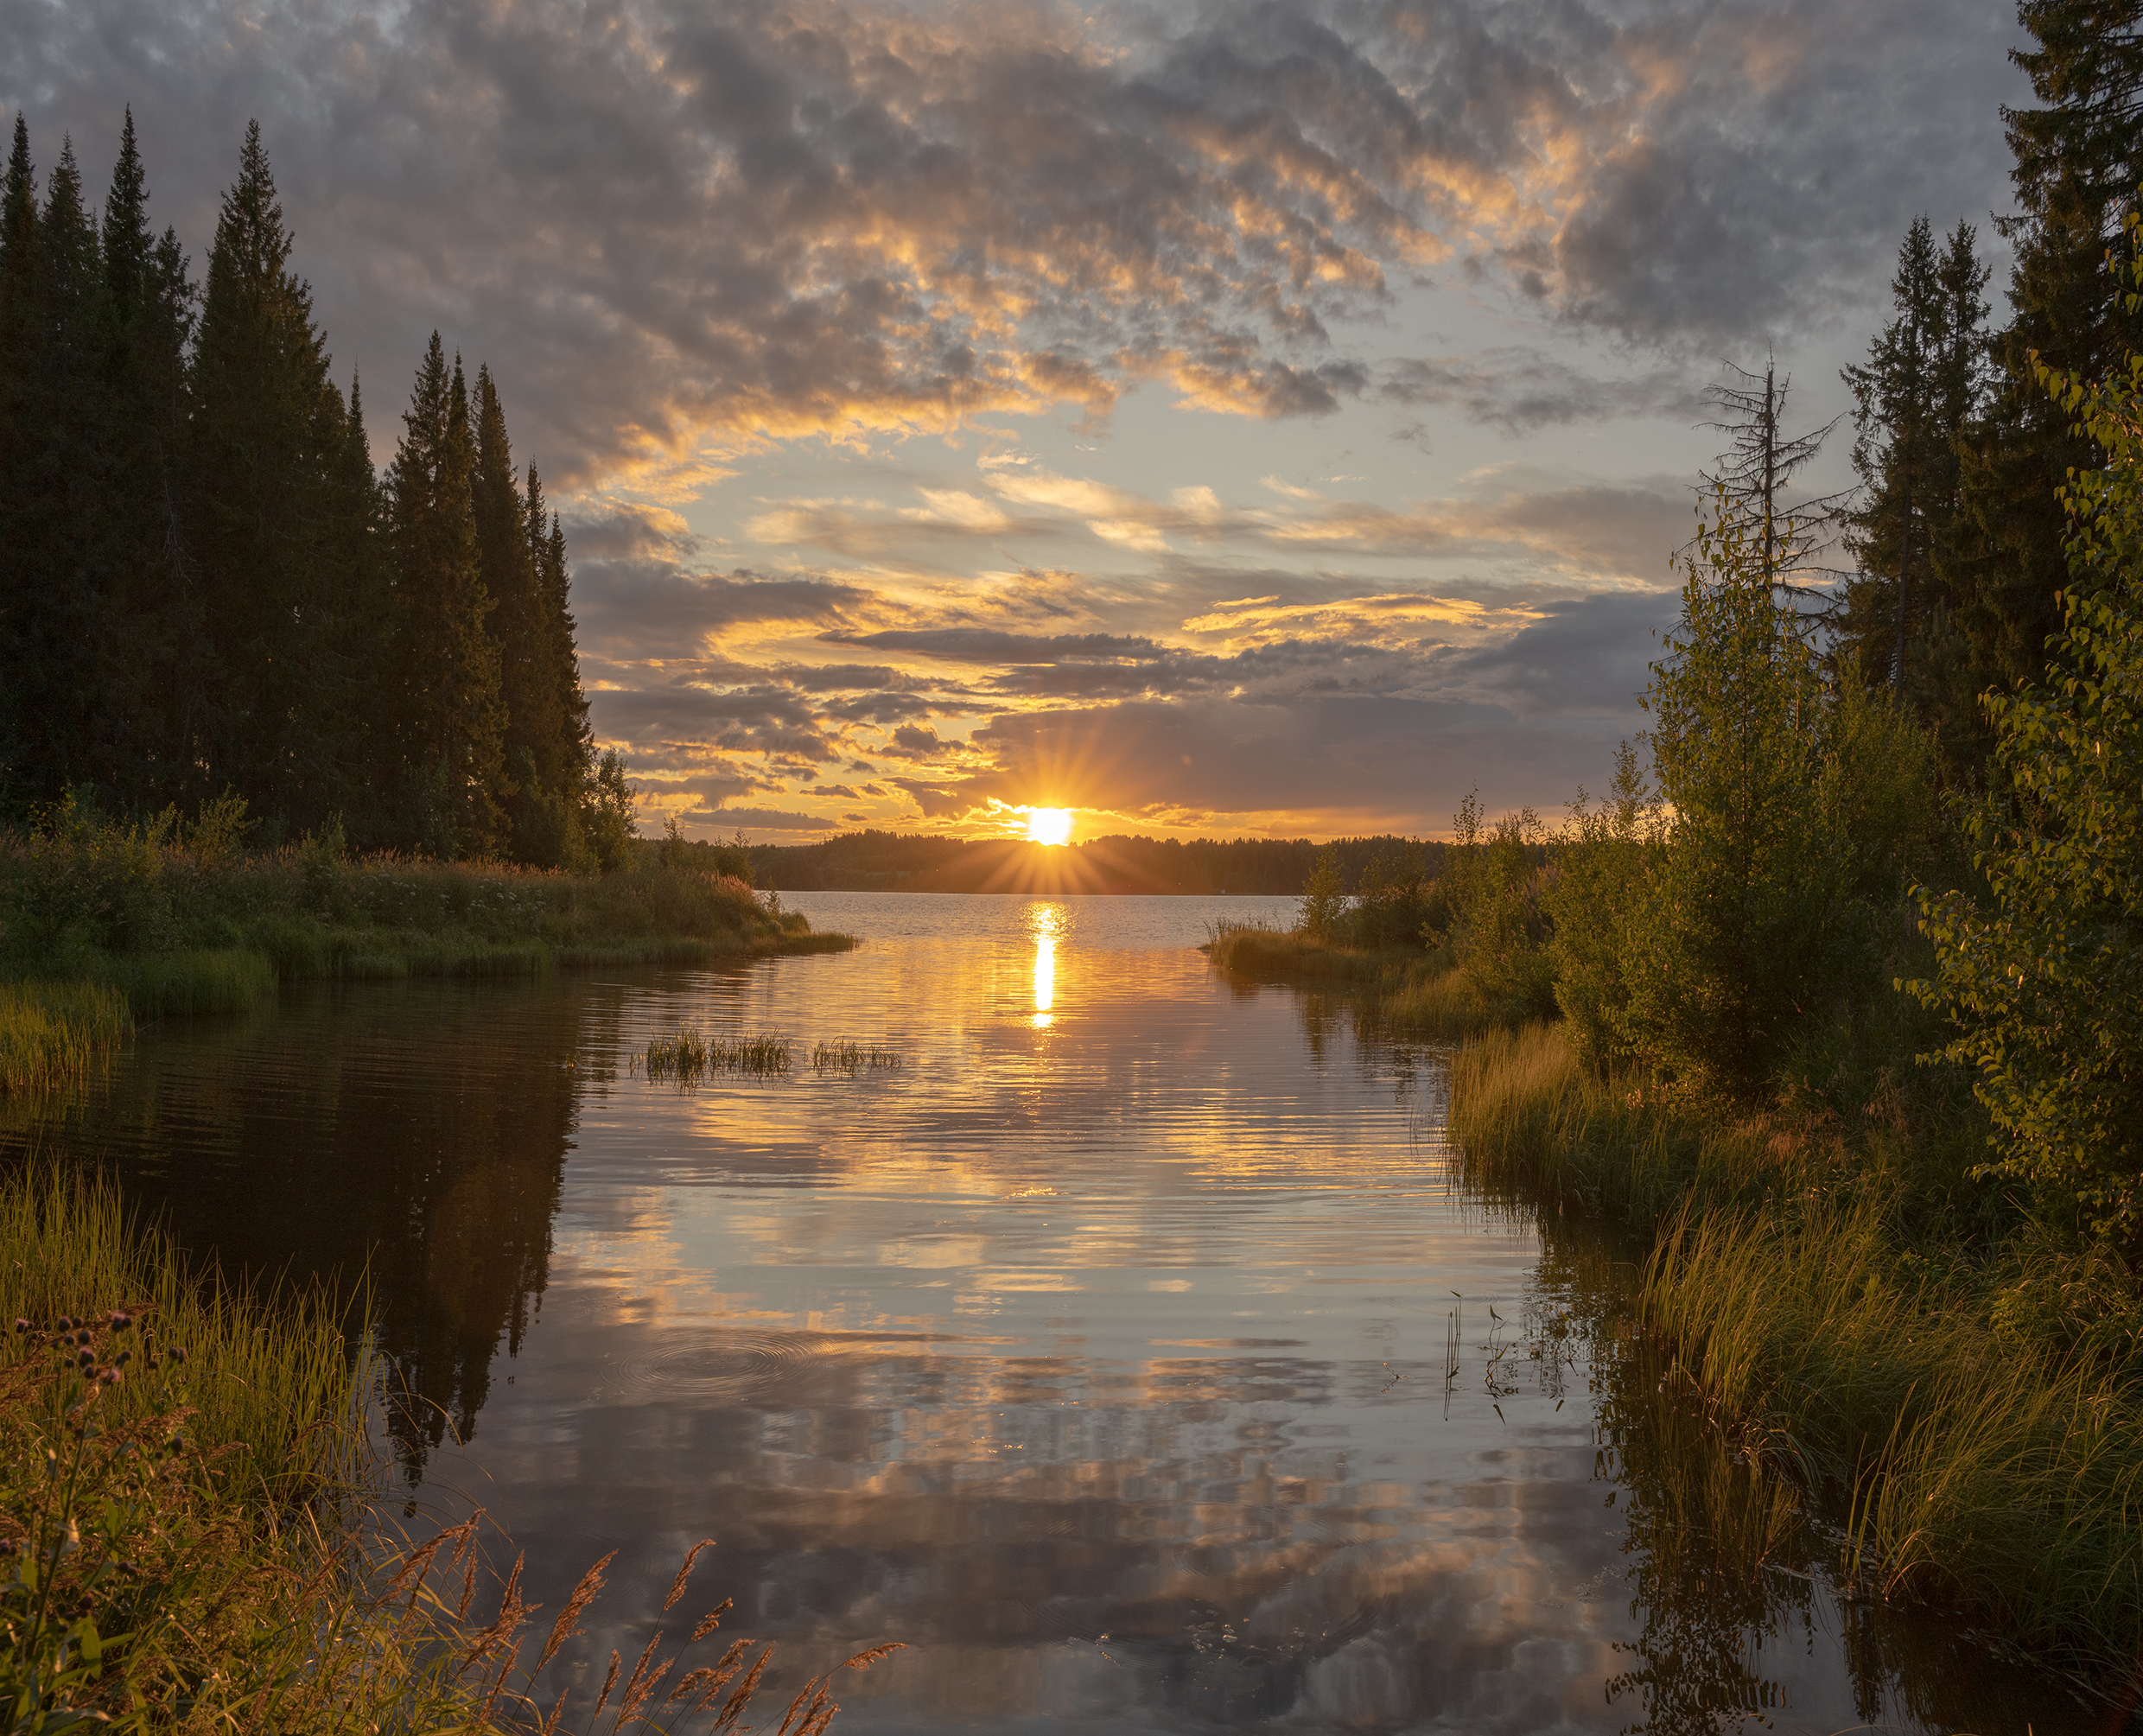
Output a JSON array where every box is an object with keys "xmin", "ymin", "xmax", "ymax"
[
  {"xmin": 1381, "ymin": 348, "xmax": 1702, "ymax": 434},
  {"xmin": 3, "ymin": 0, "xmax": 2024, "ymax": 491}
]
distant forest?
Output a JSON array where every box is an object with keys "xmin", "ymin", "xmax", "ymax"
[
  {"xmin": 0, "ymin": 116, "xmax": 626, "ymax": 868},
  {"xmin": 749, "ymin": 830, "xmax": 1457, "ymax": 895}
]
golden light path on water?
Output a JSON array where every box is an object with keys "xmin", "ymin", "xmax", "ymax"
[{"xmin": 1031, "ymin": 902, "xmax": 1059, "ymax": 1027}]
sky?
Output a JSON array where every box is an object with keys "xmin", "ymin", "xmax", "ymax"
[{"xmin": 4, "ymin": 0, "xmax": 2032, "ymax": 843}]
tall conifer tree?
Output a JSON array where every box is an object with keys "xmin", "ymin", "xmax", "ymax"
[
  {"xmin": 93, "ymin": 110, "xmax": 199, "ymax": 809},
  {"xmin": 1838, "ymin": 217, "xmax": 1992, "ymax": 764},
  {"xmin": 389, "ymin": 337, "xmax": 508, "ymax": 855},
  {"xmin": 0, "ymin": 116, "xmax": 42, "ymax": 806},
  {"xmin": 187, "ymin": 120, "xmax": 353, "ymax": 833},
  {"xmin": 471, "ymin": 366, "xmax": 569, "ymax": 863},
  {"xmin": 0, "ymin": 138, "xmax": 106, "ymax": 804},
  {"xmin": 1954, "ymin": 0, "xmax": 2143, "ymax": 758}
]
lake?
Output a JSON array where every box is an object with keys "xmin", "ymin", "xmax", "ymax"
[{"xmin": 4, "ymin": 893, "xmax": 2100, "ymax": 1733}]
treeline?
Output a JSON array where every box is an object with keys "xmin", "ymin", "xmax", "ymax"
[
  {"xmin": 0, "ymin": 114, "xmax": 627, "ymax": 868},
  {"xmin": 750, "ymin": 830, "xmax": 1453, "ymax": 894},
  {"xmin": 1796, "ymin": 10, "xmax": 2143, "ymax": 783}
]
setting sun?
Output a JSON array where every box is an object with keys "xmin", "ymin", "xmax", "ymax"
[{"xmin": 1024, "ymin": 807, "xmax": 1075, "ymax": 846}]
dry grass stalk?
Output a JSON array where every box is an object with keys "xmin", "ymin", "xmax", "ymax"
[
  {"xmin": 664, "ymin": 1536, "xmax": 718, "ymax": 1611},
  {"xmin": 537, "ymin": 1547, "xmax": 616, "ymax": 1668},
  {"xmin": 689, "ymin": 1596, "xmax": 734, "ymax": 1641},
  {"xmin": 593, "ymin": 1648, "xmax": 622, "ymax": 1714}
]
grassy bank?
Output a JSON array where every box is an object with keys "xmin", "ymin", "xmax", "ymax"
[
  {"xmin": 0, "ymin": 1167, "xmax": 891, "ymax": 1730},
  {"xmin": 0, "ymin": 807, "xmax": 855, "ymax": 1096},
  {"xmin": 1448, "ymin": 1021, "xmax": 2143, "ymax": 1669},
  {"xmin": 1204, "ymin": 922, "xmax": 1491, "ymax": 1039}
]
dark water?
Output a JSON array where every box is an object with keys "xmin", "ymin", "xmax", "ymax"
[{"xmin": 4, "ymin": 893, "xmax": 2110, "ymax": 1734}]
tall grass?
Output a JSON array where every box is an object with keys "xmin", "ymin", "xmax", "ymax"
[
  {"xmin": 0, "ymin": 1167, "xmax": 353, "ymax": 1498},
  {"xmin": 0, "ymin": 982, "xmax": 132, "ymax": 1097},
  {"xmin": 1445, "ymin": 1020, "xmax": 2143, "ymax": 1670},
  {"xmin": 1445, "ymin": 1022, "xmax": 1829, "ymax": 1226},
  {"xmin": 1645, "ymin": 1200, "xmax": 2143, "ymax": 1663}
]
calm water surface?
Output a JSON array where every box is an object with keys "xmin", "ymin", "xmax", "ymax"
[{"xmin": 8, "ymin": 894, "xmax": 2103, "ymax": 1734}]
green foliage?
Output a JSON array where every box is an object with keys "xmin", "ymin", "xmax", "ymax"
[
  {"xmin": 1949, "ymin": 3, "xmax": 2143, "ymax": 764},
  {"xmin": 0, "ymin": 792, "xmax": 821, "ymax": 1043},
  {"xmin": 1911, "ymin": 315, "xmax": 2143, "ymax": 1245},
  {"xmin": 1543, "ymin": 741, "xmax": 1659, "ymax": 1071},
  {"xmin": 1295, "ymin": 843, "xmax": 1345, "ymax": 940},
  {"xmin": 1343, "ymin": 837, "xmax": 1440, "ymax": 948},
  {"xmin": 1439, "ymin": 790, "xmax": 1556, "ymax": 1025},
  {"xmin": 587, "ymin": 750, "xmax": 639, "ymax": 874},
  {"xmin": 1618, "ymin": 502, "xmax": 1938, "ymax": 1097}
]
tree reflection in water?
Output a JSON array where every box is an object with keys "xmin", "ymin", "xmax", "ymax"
[{"xmin": 1, "ymin": 976, "xmax": 615, "ymax": 1486}]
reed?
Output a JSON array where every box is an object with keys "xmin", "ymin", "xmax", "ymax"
[
  {"xmin": 1445, "ymin": 1022, "xmax": 1829, "ymax": 1227},
  {"xmin": 0, "ymin": 982, "xmax": 133, "ymax": 1097},
  {"xmin": 1643, "ymin": 1200, "xmax": 2143, "ymax": 1664},
  {"xmin": 88, "ymin": 946, "xmax": 278, "ymax": 1016},
  {"xmin": 1444, "ymin": 1020, "xmax": 2143, "ymax": 1669}
]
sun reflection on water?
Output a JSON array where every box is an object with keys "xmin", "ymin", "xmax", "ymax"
[{"xmin": 1028, "ymin": 903, "xmax": 1063, "ymax": 1027}]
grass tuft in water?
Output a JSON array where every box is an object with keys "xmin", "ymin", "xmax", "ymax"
[
  {"xmin": 810, "ymin": 1040, "xmax": 900, "ymax": 1074},
  {"xmin": 0, "ymin": 982, "xmax": 133, "ymax": 1097},
  {"xmin": 639, "ymin": 1027, "xmax": 792, "ymax": 1081}
]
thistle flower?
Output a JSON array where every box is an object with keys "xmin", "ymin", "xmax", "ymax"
[{"xmin": 12, "ymin": 1318, "xmax": 29, "ymax": 1335}]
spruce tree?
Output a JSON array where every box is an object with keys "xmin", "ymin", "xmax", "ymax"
[
  {"xmin": 186, "ymin": 120, "xmax": 352, "ymax": 834},
  {"xmin": 471, "ymin": 366, "xmax": 569, "ymax": 864},
  {"xmin": 324, "ymin": 372, "xmax": 396, "ymax": 844},
  {"xmin": 0, "ymin": 116, "xmax": 41, "ymax": 809},
  {"xmin": 526, "ymin": 467, "xmax": 595, "ymax": 867},
  {"xmin": 93, "ymin": 110, "xmax": 200, "ymax": 810},
  {"xmin": 1838, "ymin": 217, "xmax": 1992, "ymax": 760},
  {"xmin": 1954, "ymin": 0, "xmax": 2143, "ymax": 764},
  {"xmin": 388, "ymin": 337, "xmax": 508, "ymax": 855},
  {"xmin": 0, "ymin": 137, "xmax": 105, "ymax": 807}
]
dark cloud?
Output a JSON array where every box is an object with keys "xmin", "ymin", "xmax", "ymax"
[
  {"xmin": 3, "ymin": 0, "xmax": 2023, "ymax": 483},
  {"xmin": 1444, "ymin": 588, "xmax": 1677, "ymax": 717},
  {"xmin": 589, "ymin": 680, "xmax": 844, "ymax": 762},
  {"xmin": 1382, "ymin": 348, "xmax": 1702, "ymax": 434},
  {"xmin": 931, "ymin": 693, "xmax": 1624, "ymax": 826}
]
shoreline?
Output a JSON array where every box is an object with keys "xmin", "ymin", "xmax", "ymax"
[
  {"xmin": 1209, "ymin": 931, "xmax": 2143, "ymax": 1687},
  {"xmin": 0, "ymin": 836, "xmax": 856, "ymax": 1096}
]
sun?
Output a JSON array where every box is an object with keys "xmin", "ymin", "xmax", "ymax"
[{"xmin": 1024, "ymin": 807, "xmax": 1075, "ymax": 847}]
